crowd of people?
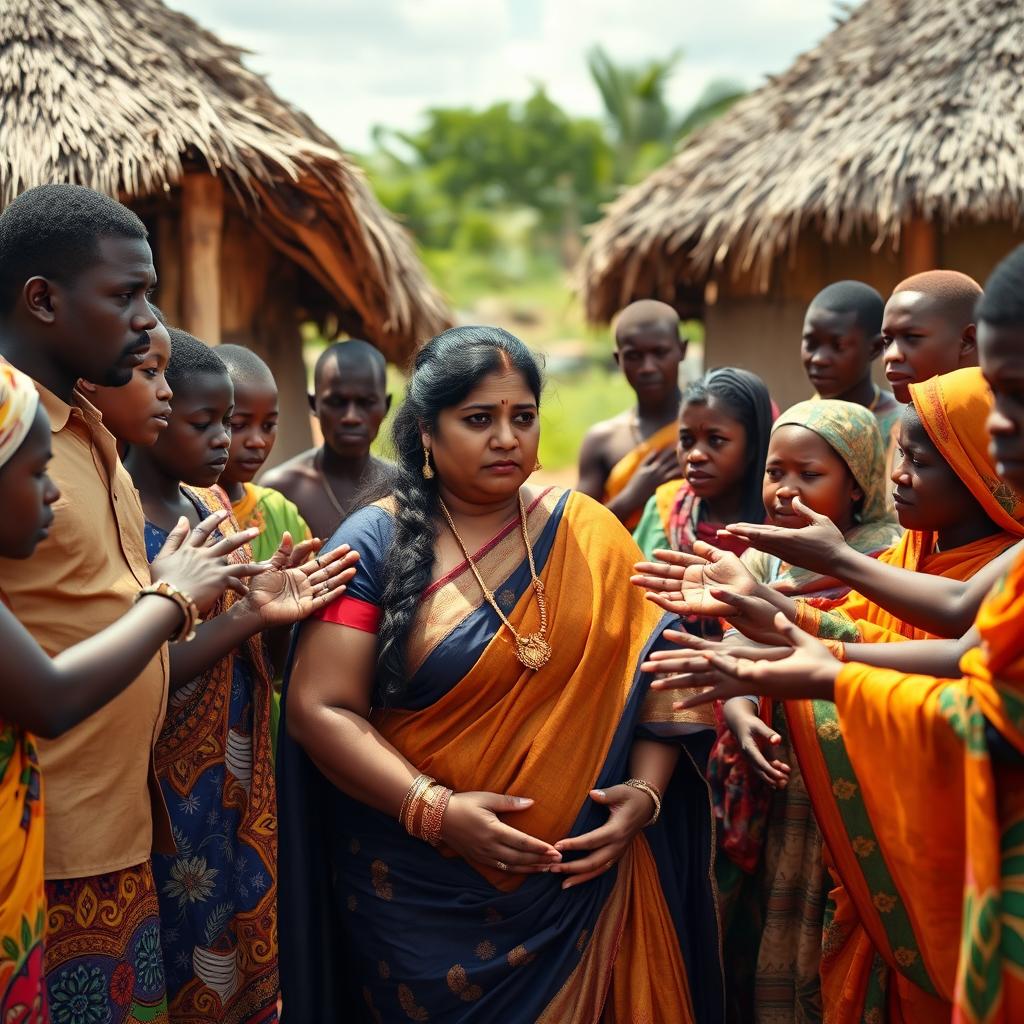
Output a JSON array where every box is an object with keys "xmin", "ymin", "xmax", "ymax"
[{"xmin": 0, "ymin": 180, "xmax": 1021, "ymax": 1024}]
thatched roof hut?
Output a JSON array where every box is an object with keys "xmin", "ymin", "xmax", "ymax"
[
  {"xmin": 580, "ymin": 0, "xmax": 1024, "ymax": 408},
  {"xmin": 0, "ymin": 0, "xmax": 451, "ymax": 458}
]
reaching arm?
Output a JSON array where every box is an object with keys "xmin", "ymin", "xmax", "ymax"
[
  {"xmin": 167, "ymin": 542, "xmax": 358, "ymax": 690},
  {"xmin": 724, "ymin": 497, "xmax": 1021, "ymax": 638}
]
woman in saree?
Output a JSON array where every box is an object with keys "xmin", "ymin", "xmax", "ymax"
[{"xmin": 278, "ymin": 326, "xmax": 724, "ymax": 1023}]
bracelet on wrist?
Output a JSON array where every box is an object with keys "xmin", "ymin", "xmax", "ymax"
[
  {"xmin": 399, "ymin": 774, "xmax": 453, "ymax": 845},
  {"xmin": 135, "ymin": 582, "xmax": 201, "ymax": 643},
  {"xmin": 623, "ymin": 777, "xmax": 662, "ymax": 826}
]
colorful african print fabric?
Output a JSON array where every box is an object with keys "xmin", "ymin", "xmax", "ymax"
[
  {"xmin": 0, "ymin": 722, "xmax": 46, "ymax": 1023},
  {"xmin": 230, "ymin": 483, "xmax": 310, "ymax": 565},
  {"xmin": 145, "ymin": 489, "xmax": 279, "ymax": 1023},
  {"xmin": 44, "ymin": 862, "xmax": 168, "ymax": 1023}
]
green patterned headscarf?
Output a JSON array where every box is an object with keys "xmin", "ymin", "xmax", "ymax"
[{"xmin": 772, "ymin": 399, "xmax": 896, "ymax": 531}]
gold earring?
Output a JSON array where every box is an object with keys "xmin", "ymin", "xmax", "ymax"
[
  {"xmin": 533, "ymin": 459, "xmax": 542, "ymax": 472},
  {"xmin": 422, "ymin": 446, "xmax": 435, "ymax": 480}
]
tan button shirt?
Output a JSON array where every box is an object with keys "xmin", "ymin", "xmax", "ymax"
[{"xmin": 0, "ymin": 384, "xmax": 172, "ymax": 879}]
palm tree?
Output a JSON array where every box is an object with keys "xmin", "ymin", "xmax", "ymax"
[{"xmin": 587, "ymin": 45, "xmax": 745, "ymax": 183}]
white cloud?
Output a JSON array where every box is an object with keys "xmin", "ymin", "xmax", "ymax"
[{"xmin": 169, "ymin": 0, "xmax": 843, "ymax": 151}]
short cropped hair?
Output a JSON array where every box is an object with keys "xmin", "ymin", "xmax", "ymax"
[
  {"xmin": 807, "ymin": 280, "xmax": 884, "ymax": 336},
  {"xmin": 0, "ymin": 184, "xmax": 148, "ymax": 314},
  {"xmin": 313, "ymin": 339, "xmax": 387, "ymax": 389},
  {"xmin": 613, "ymin": 299, "xmax": 681, "ymax": 343},
  {"xmin": 892, "ymin": 270, "xmax": 983, "ymax": 328},
  {"xmin": 216, "ymin": 344, "xmax": 276, "ymax": 388},
  {"xmin": 165, "ymin": 328, "xmax": 229, "ymax": 396}
]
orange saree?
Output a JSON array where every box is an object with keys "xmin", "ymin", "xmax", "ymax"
[{"xmin": 278, "ymin": 488, "xmax": 723, "ymax": 1023}]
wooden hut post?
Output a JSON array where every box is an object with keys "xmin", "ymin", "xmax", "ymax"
[
  {"xmin": 900, "ymin": 217, "xmax": 937, "ymax": 278},
  {"xmin": 180, "ymin": 174, "xmax": 224, "ymax": 344}
]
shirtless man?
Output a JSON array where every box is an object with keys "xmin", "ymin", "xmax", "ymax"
[
  {"xmin": 577, "ymin": 300, "xmax": 686, "ymax": 528},
  {"xmin": 262, "ymin": 339, "xmax": 392, "ymax": 538}
]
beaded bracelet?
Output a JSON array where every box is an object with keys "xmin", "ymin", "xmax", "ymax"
[
  {"xmin": 400, "ymin": 774, "xmax": 435, "ymax": 836},
  {"xmin": 135, "ymin": 581, "xmax": 200, "ymax": 643},
  {"xmin": 624, "ymin": 778, "xmax": 663, "ymax": 826},
  {"xmin": 419, "ymin": 783, "xmax": 453, "ymax": 846}
]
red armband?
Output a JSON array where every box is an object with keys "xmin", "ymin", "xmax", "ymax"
[{"xmin": 312, "ymin": 595, "xmax": 382, "ymax": 634}]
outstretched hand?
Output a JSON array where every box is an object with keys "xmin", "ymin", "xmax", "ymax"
[
  {"xmin": 719, "ymin": 496, "xmax": 847, "ymax": 575},
  {"xmin": 723, "ymin": 698, "xmax": 791, "ymax": 787},
  {"xmin": 151, "ymin": 511, "xmax": 264, "ymax": 615},
  {"xmin": 243, "ymin": 545, "xmax": 360, "ymax": 627},
  {"xmin": 676, "ymin": 613, "xmax": 841, "ymax": 706}
]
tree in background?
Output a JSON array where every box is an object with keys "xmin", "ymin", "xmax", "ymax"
[{"xmin": 587, "ymin": 45, "xmax": 745, "ymax": 182}]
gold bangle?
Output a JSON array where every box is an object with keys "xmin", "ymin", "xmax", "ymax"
[
  {"xmin": 135, "ymin": 582, "xmax": 200, "ymax": 643},
  {"xmin": 419, "ymin": 783, "xmax": 453, "ymax": 846},
  {"xmin": 399, "ymin": 774, "xmax": 434, "ymax": 835},
  {"xmin": 624, "ymin": 778, "xmax": 662, "ymax": 826}
]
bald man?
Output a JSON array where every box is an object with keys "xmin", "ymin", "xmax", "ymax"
[
  {"xmin": 577, "ymin": 299, "xmax": 686, "ymax": 528},
  {"xmin": 261, "ymin": 340, "xmax": 393, "ymax": 538},
  {"xmin": 883, "ymin": 270, "xmax": 982, "ymax": 404}
]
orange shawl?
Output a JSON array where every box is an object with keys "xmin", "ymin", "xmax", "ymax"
[
  {"xmin": 603, "ymin": 421, "xmax": 677, "ymax": 530},
  {"xmin": 789, "ymin": 367, "xmax": 1024, "ymax": 1022}
]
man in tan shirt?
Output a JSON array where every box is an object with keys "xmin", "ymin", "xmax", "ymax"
[{"xmin": 0, "ymin": 185, "xmax": 172, "ymax": 1018}]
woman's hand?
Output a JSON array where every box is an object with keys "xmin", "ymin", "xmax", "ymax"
[
  {"xmin": 242, "ymin": 545, "xmax": 361, "ymax": 628},
  {"xmin": 549, "ymin": 785, "xmax": 655, "ymax": 890},
  {"xmin": 150, "ymin": 511, "xmax": 264, "ymax": 615},
  {"xmin": 440, "ymin": 792, "xmax": 562, "ymax": 874},
  {"xmin": 644, "ymin": 628, "xmax": 790, "ymax": 683},
  {"xmin": 719, "ymin": 496, "xmax": 847, "ymax": 575},
  {"xmin": 678, "ymin": 614, "xmax": 842, "ymax": 705},
  {"xmin": 723, "ymin": 697, "xmax": 791, "ymax": 788},
  {"xmin": 632, "ymin": 541, "xmax": 758, "ymax": 598}
]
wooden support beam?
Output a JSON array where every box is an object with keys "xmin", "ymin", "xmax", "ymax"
[
  {"xmin": 155, "ymin": 212, "xmax": 181, "ymax": 325},
  {"xmin": 180, "ymin": 174, "xmax": 224, "ymax": 344},
  {"xmin": 900, "ymin": 217, "xmax": 938, "ymax": 278}
]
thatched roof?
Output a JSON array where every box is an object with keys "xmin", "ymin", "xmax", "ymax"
[
  {"xmin": 580, "ymin": 0, "xmax": 1024, "ymax": 322},
  {"xmin": 0, "ymin": 0, "xmax": 450, "ymax": 359}
]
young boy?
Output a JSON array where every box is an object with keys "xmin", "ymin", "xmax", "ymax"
[
  {"xmin": 882, "ymin": 269, "xmax": 982, "ymax": 404},
  {"xmin": 216, "ymin": 343, "xmax": 311, "ymax": 761},
  {"xmin": 214, "ymin": 344, "xmax": 311, "ymax": 561},
  {"xmin": 124, "ymin": 329, "xmax": 353, "ymax": 1023},
  {"xmin": 80, "ymin": 308, "xmax": 173, "ymax": 454},
  {"xmin": 577, "ymin": 299, "xmax": 686, "ymax": 528},
  {"xmin": 262, "ymin": 339, "xmax": 392, "ymax": 539},
  {"xmin": 801, "ymin": 280, "xmax": 901, "ymax": 441}
]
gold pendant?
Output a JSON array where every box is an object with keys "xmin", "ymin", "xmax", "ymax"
[{"xmin": 516, "ymin": 633, "xmax": 551, "ymax": 671}]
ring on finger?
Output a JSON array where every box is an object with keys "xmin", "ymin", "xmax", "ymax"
[{"xmin": 496, "ymin": 860, "xmax": 508, "ymax": 872}]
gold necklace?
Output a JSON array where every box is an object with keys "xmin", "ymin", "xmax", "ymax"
[{"xmin": 438, "ymin": 492, "xmax": 551, "ymax": 671}]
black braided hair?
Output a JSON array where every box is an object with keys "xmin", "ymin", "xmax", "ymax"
[
  {"xmin": 680, "ymin": 367, "xmax": 774, "ymax": 523},
  {"xmin": 375, "ymin": 326, "xmax": 543, "ymax": 700}
]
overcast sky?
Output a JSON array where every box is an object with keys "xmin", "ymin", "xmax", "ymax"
[{"xmin": 169, "ymin": 0, "xmax": 844, "ymax": 153}]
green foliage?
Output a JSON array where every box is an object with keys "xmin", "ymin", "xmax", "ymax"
[{"xmin": 369, "ymin": 86, "xmax": 614, "ymax": 250}]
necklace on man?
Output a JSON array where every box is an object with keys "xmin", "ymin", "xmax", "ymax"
[
  {"xmin": 315, "ymin": 449, "xmax": 349, "ymax": 519},
  {"xmin": 438, "ymin": 492, "xmax": 552, "ymax": 671}
]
